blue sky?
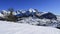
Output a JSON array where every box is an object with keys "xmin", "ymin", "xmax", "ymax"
[{"xmin": 0, "ymin": 0, "xmax": 60, "ymax": 15}]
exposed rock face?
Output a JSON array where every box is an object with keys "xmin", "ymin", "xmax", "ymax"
[{"xmin": 35, "ymin": 12, "xmax": 57, "ymax": 20}]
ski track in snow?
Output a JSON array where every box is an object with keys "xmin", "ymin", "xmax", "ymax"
[{"xmin": 0, "ymin": 21, "xmax": 60, "ymax": 34}]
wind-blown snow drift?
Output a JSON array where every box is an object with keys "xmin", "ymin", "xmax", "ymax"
[{"xmin": 0, "ymin": 21, "xmax": 60, "ymax": 34}]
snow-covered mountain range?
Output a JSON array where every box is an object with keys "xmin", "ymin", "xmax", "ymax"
[
  {"xmin": 0, "ymin": 8, "xmax": 57, "ymax": 19},
  {"xmin": 0, "ymin": 8, "xmax": 60, "ymax": 29}
]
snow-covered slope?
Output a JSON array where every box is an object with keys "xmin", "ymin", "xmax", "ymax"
[
  {"xmin": 17, "ymin": 17, "xmax": 60, "ymax": 28},
  {"xmin": 0, "ymin": 21, "xmax": 60, "ymax": 34}
]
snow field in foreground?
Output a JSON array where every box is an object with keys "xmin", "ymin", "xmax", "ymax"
[{"xmin": 0, "ymin": 21, "xmax": 60, "ymax": 34}]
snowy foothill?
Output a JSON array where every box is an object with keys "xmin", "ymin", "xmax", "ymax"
[{"xmin": 0, "ymin": 21, "xmax": 60, "ymax": 34}]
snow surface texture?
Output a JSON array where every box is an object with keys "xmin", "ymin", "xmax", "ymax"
[
  {"xmin": 0, "ymin": 21, "xmax": 60, "ymax": 34},
  {"xmin": 17, "ymin": 17, "xmax": 60, "ymax": 28}
]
